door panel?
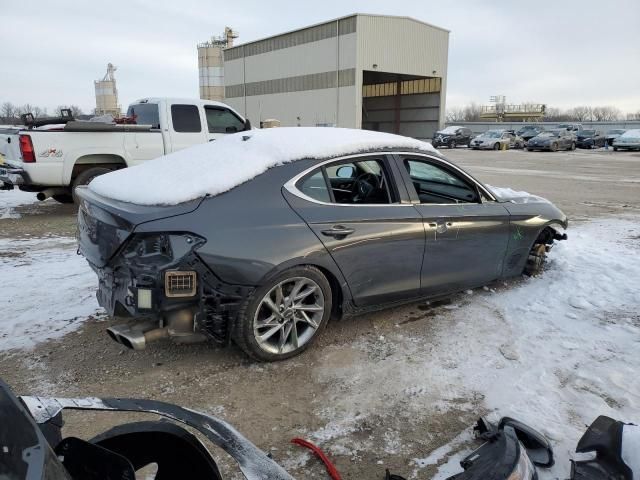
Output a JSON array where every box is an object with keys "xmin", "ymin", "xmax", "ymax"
[
  {"xmin": 395, "ymin": 155, "xmax": 511, "ymax": 295},
  {"xmin": 284, "ymin": 192, "xmax": 425, "ymax": 306},
  {"xmin": 167, "ymin": 104, "xmax": 207, "ymax": 153},
  {"xmin": 414, "ymin": 203, "xmax": 511, "ymax": 294}
]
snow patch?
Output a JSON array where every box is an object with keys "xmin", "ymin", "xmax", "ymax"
[
  {"xmin": 89, "ymin": 127, "xmax": 438, "ymax": 205},
  {"xmin": 622, "ymin": 424, "xmax": 640, "ymax": 476},
  {"xmin": 0, "ymin": 189, "xmax": 41, "ymax": 218},
  {"xmin": 313, "ymin": 217, "xmax": 640, "ymax": 479},
  {"xmin": 0, "ymin": 236, "xmax": 102, "ymax": 351}
]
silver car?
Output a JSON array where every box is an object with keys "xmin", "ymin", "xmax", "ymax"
[{"xmin": 613, "ymin": 129, "xmax": 640, "ymax": 151}]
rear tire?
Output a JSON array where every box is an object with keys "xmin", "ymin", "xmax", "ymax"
[
  {"xmin": 71, "ymin": 167, "xmax": 113, "ymax": 203},
  {"xmin": 551, "ymin": 143, "xmax": 558, "ymax": 152},
  {"xmin": 233, "ymin": 266, "xmax": 332, "ymax": 361},
  {"xmin": 52, "ymin": 193, "xmax": 74, "ymax": 204},
  {"xmin": 493, "ymin": 143, "xmax": 500, "ymax": 150},
  {"xmin": 570, "ymin": 142, "xmax": 576, "ymax": 151}
]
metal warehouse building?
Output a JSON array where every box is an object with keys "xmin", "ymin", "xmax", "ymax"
[{"xmin": 223, "ymin": 14, "xmax": 449, "ymax": 140}]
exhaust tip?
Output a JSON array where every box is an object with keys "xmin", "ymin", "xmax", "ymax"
[
  {"xmin": 36, "ymin": 192, "xmax": 47, "ymax": 201},
  {"xmin": 106, "ymin": 327, "xmax": 122, "ymax": 344}
]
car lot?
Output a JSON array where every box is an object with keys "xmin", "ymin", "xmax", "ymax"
[{"xmin": 1, "ymin": 147, "xmax": 639, "ymax": 479}]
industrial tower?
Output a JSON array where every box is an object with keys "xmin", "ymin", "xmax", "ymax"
[
  {"xmin": 94, "ymin": 63, "xmax": 121, "ymax": 117},
  {"xmin": 198, "ymin": 27, "xmax": 238, "ymax": 102}
]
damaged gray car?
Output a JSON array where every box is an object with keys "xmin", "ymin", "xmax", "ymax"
[{"xmin": 76, "ymin": 128, "xmax": 568, "ymax": 361}]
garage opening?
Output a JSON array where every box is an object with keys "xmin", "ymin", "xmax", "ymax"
[{"xmin": 361, "ymin": 71, "xmax": 441, "ymax": 141}]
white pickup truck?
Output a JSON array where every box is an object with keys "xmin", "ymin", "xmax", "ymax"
[{"xmin": 0, "ymin": 97, "xmax": 250, "ymax": 203}]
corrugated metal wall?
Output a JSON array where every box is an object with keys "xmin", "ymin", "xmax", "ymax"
[{"xmin": 356, "ymin": 15, "xmax": 449, "ymax": 131}]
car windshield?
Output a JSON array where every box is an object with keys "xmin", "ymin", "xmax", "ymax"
[
  {"xmin": 608, "ymin": 129, "xmax": 625, "ymax": 135},
  {"xmin": 482, "ymin": 131, "xmax": 502, "ymax": 138},
  {"xmin": 581, "ymin": 130, "xmax": 596, "ymax": 136},
  {"xmin": 538, "ymin": 132, "xmax": 558, "ymax": 137},
  {"xmin": 518, "ymin": 126, "xmax": 537, "ymax": 132},
  {"xmin": 439, "ymin": 126, "xmax": 460, "ymax": 134}
]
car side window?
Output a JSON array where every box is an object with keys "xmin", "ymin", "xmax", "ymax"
[
  {"xmin": 296, "ymin": 158, "xmax": 396, "ymax": 205},
  {"xmin": 204, "ymin": 107, "xmax": 245, "ymax": 133},
  {"xmin": 298, "ymin": 170, "xmax": 331, "ymax": 203},
  {"xmin": 403, "ymin": 158, "xmax": 479, "ymax": 204},
  {"xmin": 171, "ymin": 104, "xmax": 202, "ymax": 133}
]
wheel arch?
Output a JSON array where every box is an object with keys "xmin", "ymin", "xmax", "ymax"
[
  {"xmin": 62, "ymin": 153, "xmax": 128, "ymax": 184},
  {"xmin": 256, "ymin": 257, "xmax": 352, "ymax": 321}
]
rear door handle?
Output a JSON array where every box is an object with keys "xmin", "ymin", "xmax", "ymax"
[{"xmin": 321, "ymin": 225, "xmax": 355, "ymax": 239}]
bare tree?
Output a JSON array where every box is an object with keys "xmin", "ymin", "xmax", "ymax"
[
  {"xmin": 569, "ymin": 106, "xmax": 593, "ymax": 122},
  {"xmin": 462, "ymin": 102, "xmax": 483, "ymax": 122},
  {"xmin": 1, "ymin": 102, "xmax": 15, "ymax": 122},
  {"xmin": 592, "ymin": 106, "xmax": 621, "ymax": 121},
  {"xmin": 446, "ymin": 107, "xmax": 466, "ymax": 122}
]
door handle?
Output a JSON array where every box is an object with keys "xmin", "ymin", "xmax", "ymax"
[
  {"xmin": 428, "ymin": 222, "xmax": 452, "ymax": 233},
  {"xmin": 321, "ymin": 225, "xmax": 355, "ymax": 239}
]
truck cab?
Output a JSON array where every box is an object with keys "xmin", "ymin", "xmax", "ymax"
[{"xmin": 0, "ymin": 97, "xmax": 249, "ymax": 203}]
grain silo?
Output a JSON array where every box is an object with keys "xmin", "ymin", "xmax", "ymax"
[
  {"xmin": 94, "ymin": 63, "xmax": 120, "ymax": 117},
  {"xmin": 198, "ymin": 27, "xmax": 238, "ymax": 102}
]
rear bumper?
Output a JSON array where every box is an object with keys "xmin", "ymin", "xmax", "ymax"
[
  {"xmin": 0, "ymin": 164, "xmax": 26, "ymax": 188},
  {"xmin": 91, "ymin": 254, "xmax": 253, "ymax": 344}
]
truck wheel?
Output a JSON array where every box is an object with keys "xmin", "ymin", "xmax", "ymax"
[
  {"xmin": 52, "ymin": 194, "xmax": 74, "ymax": 204},
  {"xmin": 72, "ymin": 167, "xmax": 113, "ymax": 203}
]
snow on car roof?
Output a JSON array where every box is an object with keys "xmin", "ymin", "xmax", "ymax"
[
  {"xmin": 88, "ymin": 127, "xmax": 438, "ymax": 205},
  {"xmin": 438, "ymin": 126, "xmax": 460, "ymax": 134},
  {"xmin": 620, "ymin": 129, "xmax": 640, "ymax": 138}
]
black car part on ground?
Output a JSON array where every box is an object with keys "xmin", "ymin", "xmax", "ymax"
[
  {"xmin": 570, "ymin": 416, "xmax": 634, "ymax": 480},
  {"xmin": 0, "ymin": 377, "xmax": 294, "ymax": 480},
  {"xmin": 3, "ymin": 377, "xmax": 637, "ymax": 480}
]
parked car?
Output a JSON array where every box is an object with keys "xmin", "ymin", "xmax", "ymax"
[
  {"xmin": 516, "ymin": 125, "xmax": 545, "ymax": 142},
  {"xmin": 470, "ymin": 130, "xmax": 523, "ymax": 150},
  {"xmin": 556, "ymin": 123, "xmax": 583, "ymax": 135},
  {"xmin": 431, "ymin": 126, "xmax": 473, "ymax": 148},
  {"xmin": 613, "ymin": 129, "xmax": 640, "ymax": 151},
  {"xmin": 77, "ymin": 128, "xmax": 567, "ymax": 361},
  {"xmin": 576, "ymin": 129, "xmax": 606, "ymax": 149},
  {"xmin": 605, "ymin": 129, "xmax": 627, "ymax": 146},
  {"xmin": 527, "ymin": 130, "xmax": 576, "ymax": 151},
  {"xmin": 0, "ymin": 97, "xmax": 250, "ymax": 203}
]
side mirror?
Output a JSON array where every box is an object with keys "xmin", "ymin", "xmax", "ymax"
[
  {"xmin": 336, "ymin": 165, "xmax": 355, "ymax": 179},
  {"xmin": 243, "ymin": 118, "xmax": 252, "ymax": 131}
]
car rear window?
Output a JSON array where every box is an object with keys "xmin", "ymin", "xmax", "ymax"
[
  {"xmin": 127, "ymin": 103, "xmax": 160, "ymax": 129},
  {"xmin": 171, "ymin": 104, "xmax": 202, "ymax": 133}
]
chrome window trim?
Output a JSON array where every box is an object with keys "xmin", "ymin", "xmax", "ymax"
[{"xmin": 283, "ymin": 151, "xmax": 497, "ymax": 207}]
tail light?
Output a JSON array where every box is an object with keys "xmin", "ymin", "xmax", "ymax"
[{"xmin": 19, "ymin": 135, "xmax": 35, "ymax": 163}]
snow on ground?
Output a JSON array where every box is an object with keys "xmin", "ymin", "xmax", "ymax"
[
  {"xmin": 0, "ymin": 236, "xmax": 102, "ymax": 351},
  {"xmin": 0, "ymin": 189, "xmax": 42, "ymax": 218},
  {"xmin": 312, "ymin": 217, "xmax": 640, "ymax": 478},
  {"xmin": 89, "ymin": 127, "xmax": 438, "ymax": 206}
]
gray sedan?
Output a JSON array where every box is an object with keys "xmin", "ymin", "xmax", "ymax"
[
  {"xmin": 527, "ymin": 130, "xmax": 576, "ymax": 151},
  {"xmin": 77, "ymin": 130, "xmax": 568, "ymax": 361}
]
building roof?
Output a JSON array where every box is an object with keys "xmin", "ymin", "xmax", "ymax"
[{"xmin": 224, "ymin": 13, "xmax": 449, "ymax": 53}]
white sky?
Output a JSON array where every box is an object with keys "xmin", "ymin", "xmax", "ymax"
[{"xmin": 1, "ymin": 0, "xmax": 639, "ymax": 114}]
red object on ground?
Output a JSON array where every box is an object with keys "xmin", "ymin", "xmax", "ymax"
[{"xmin": 291, "ymin": 437, "xmax": 342, "ymax": 480}]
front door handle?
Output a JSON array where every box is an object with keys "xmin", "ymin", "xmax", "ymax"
[
  {"xmin": 428, "ymin": 222, "xmax": 452, "ymax": 233},
  {"xmin": 321, "ymin": 225, "xmax": 355, "ymax": 239}
]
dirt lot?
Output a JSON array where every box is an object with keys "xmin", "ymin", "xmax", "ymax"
[{"xmin": 1, "ymin": 148, "xmax": 639, "ymax": 479}]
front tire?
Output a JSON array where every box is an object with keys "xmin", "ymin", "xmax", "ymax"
[
  {"xmin": 570, "ymin": 142, "xmax": 576, "ymax": 151},
  {"xmin": 551, "ymin": 143, "xmax": 558, "ymax": 152},
  {"xmin": 72, "ymin": 167, "xmax": 113, "ymax": 203},
  {"xmin": 493, "ymin": 142, "xmax": 500, "ymax": 150},
  {"xmin": 448, "ymin": 140, "xmax": 456, "ymax": 149},
  {"xmin": 233, "ymin": 266, "xmax": 332, "ymax": 361}
]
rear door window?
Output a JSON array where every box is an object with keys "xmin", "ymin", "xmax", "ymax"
[
  {"xmin": 204, "ymin": 107, "xmax": 245, "ymax": 133},
  {"xmin": 127, "ymin": 103, "xmax": 160, "ymax": 128},
  {"xmin": 171, "ymin": 104, "xmax": 202, "ymax": 133}
]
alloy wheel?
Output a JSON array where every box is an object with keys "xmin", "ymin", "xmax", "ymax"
[{"xmin": 253, "ymin": 277, "xmax": 325, "ymax": 355}]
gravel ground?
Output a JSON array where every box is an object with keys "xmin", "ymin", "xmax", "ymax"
[{"xmin": 1, "ymin": 147, "xmax": 639, "ymax": 479}]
